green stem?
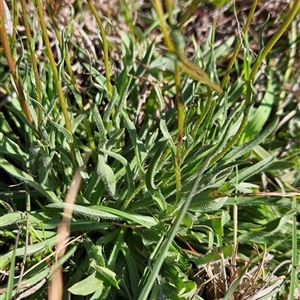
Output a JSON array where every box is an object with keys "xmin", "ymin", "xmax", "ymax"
[
  {"xmin": 45, "ymin": 0, "xmax": 76, "ymax": 86},
  {"xmin": 178, "ymin": 0, "xmax": 201, "ymax": 30},
  {"xmin": 86, "ymin": 0, "xmax": 112, "ymax": 95},
  {"xmin": 20, "ymin": 0, "xmax": 43, "ymax": 123},
  {"xmin": 279, "ymin": 19, "xmax": 297, "ymax": 110},
  {"xmin": 191, "ymin": 89, "xmax": 212, "ymax": 140},
  {"xmin": 165, "ymin": 0, "xmax": 175, "ymax": 25},
  {"xmin": 174, "ymin": 63, "xmax": 184, "ymax": 206},
  {"xmin": 36, "ymin": 0, "xmax": 76, "ymax": 166},
  {"xmin": 107, "ymin": 228, "xmax": 126, "ymax": 269},
  {"xmin": 45, "ymin": 0, "xmax": 97, "ymax": 160},
  {"xmin": 245, "ymin": 0, "xmax": 300, "ymax": 107},
  {"xmin": 218, "ymin": 0, "xmax": 300, "ymax": 164},
  {"xmin": 121, "ymin": 182, "xmax": 145, "ymax": 210},
  {"xmin": 210, "ymin": 104, "xmax": 250, "ymax": 166},
  {"xmin": 221, "ymin": 0, "xmax": 259, "ymax": 88},
  {"xmin": 249, "ymin": 0, "xmax": 300, "ymax": 82},
  {"xmin": 152, "ymin": 0, "xmax": 175, "ymax": 52}
]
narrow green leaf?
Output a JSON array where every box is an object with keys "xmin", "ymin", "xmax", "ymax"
[
  {"xmin": 135, "ymin": 41, "xmax": 155, "ymax": 78},
  {"xmin": 5, "ymin": 240, "xmax": 16, "ymax": 300},
  {"xmin": 92, "ymin": 103, "xmax": 107, "ymax": 143},
  {"xmin": 100, "ymin": 148, "xmax": 134, "ymax": 200},
  {"xmin": 154, "ymin": 84, "xmax": 176, "ymax": 152},
  {"xmin": 47, "ymin": 203, "xmax": 157, "ymax": 228},
  {"xmin": 0, "ymin": 132, "xmax": 27, "ymax": 159},
  {"xmin": 230, "ymin": 155, "xmax": 275, "ymax": 183},
  {"xmin": 47, "ymin": 203, "xmax": 119, "ymax": 220},
  {"xmin": 103, "ymin": 86, "xmax": 119, "ymax": 123},
  {"xmin": 241, "ymin": 70, "xmax": 274, "ymax": 141},
  {"xmin": 222, "ymin": 117, "xmax": 278, "ymax": 162},
  {"xmin": 238, "ymin": 231, "xmax": 288, "ymax": 244},
  {"xmin": 97, "ymin": 154, "xmax": 116, "ymax": 198},
  {"xmin": 94, "ymin": 264, "xmax": 119, "ymax": 289},
  {"xmin": 123, "ymin": 113, "xmax": 148, "ymax": 173},
  {"xmin": 260, "ymin": 160, "xmax": 295, "ymax": 172},
  {"xmin": 47, "ymin": 118, "xmax": 73, "ymax": 142},
  {"xmin": 264, "ymin": 210, "xmax": 295, "ymax": 233},
  {"xmin": 189, "ymin": 195, "xmax": 228, "ymax": 212},
  {"xmin": 116, "ymin": 66, "xmax": 128, "ymax": 95},
  {"xmin": 0, "ymin": 212, "xmax": 23, "ymax": 228},
  {"xmin": 226, "ymin": 196, "xmax": 291, "ymax": 206},
  {"xmin": 0, "ymin": 236, "xmax": 57, "ymax": 269},
  {"xmin": 83, "ymin": 63, "xmax": 107, "ymax": 92},
  {"xmin": 189, "ymin": 245, "xmax": 234, "ymax": 268},
  {"xmin": 121, "ymin": 243, "xmax": 140, "ymax": 297},
  {"xmin": 84, "ymin": 172, "xmax": 102, "ymax": 200},
  {"xmin": 0, "ymin": 157, "xmax": 60, "ymax": 202},
  {"xmin": 178, "ymin": 53, "xmax": 223, "ymax": 93},
  {"xmin": 106, "ymin": 128, "xmax": 125, "ymax": 149},
  {"xmin": 72, "ymin": 113, "xmax": 87, "ymax": 132},
  {"xmin": 68, "ymin": 272, "xmax": 103, "ymax": 296},
  {"xmin": 137, "ymin": 149, "xmax": 215, "ymax": 300},
  {"xmin": 114, "ymin": 77, "xmax": 131, "ymax": 128},
  {"xmin": 200, "ymin": 213, "xmax": 230, "ymax": 236},
  {"xmin": 7, "ymin": 105, "xmax": 39, "ymax": 136},
  {"xmin": 85, "ymin": 237, "xmax": 106, "ymax": 266},
  {"xmin": 145, "ymin": 142, "xmax": 164, "ymax": 193}
]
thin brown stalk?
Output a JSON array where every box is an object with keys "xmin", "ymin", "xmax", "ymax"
[
  {"xmin": 0, "ymin": 0, "xmax": 35, "ymax": 127},
  {"xmin": 48, "ymin": 153, "xmax": 90, "ymax": 300}
]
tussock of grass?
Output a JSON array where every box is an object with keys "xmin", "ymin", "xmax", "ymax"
[{"xmin": 0, "ymin": 1, "xmax": 299, "ymax": 299}]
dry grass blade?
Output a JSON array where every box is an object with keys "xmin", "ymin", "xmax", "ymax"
[
  {"xmin": 191, "ymin": 245, "xmax": 289, "ymax": 299},
  {"xmin": 47, "ymin": 153, "xmax": 90, "ymax": 300}
]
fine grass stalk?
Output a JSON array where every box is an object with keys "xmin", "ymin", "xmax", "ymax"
[
  {"xmin": 35, "ymin": 0, "xmax": 76, "ymax": 166},
  {"xmin": 174, "ymin": 63, "xmax": 184, "ymax": 206},
  {"xmin": 87, "ymin": 0, "xmax": 112, "ymax": 95},
  {"xmin": 0, "ymin": 0, "xmax": 35, "ymax": 127},
  {"xmin": 20, "ymin": 0, "xmax": 43, "ymax": 123},
  {"xmin": 45, "ymin": 0, "xmax": 97, "ymax": 160},
  {"xmin": 221, "ymin": 0, "xmax": 259, "ymax": 88}
]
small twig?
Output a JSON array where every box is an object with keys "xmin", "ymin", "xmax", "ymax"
[{"xmin": 48, "ymin": 153, "xmax": 90, "ymax": 300}]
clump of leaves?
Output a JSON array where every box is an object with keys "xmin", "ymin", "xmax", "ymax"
[{"xmin": 0, "ymin": 0, "xmax": 299, "ymax": 300}]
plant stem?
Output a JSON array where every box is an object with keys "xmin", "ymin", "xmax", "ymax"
[
  {"xmin": 45, "ymin": 0, "xmax": 97, "ymax": 160},
  {"xmin": 210, "ymin": 104, "xmax": 250, "ymax": 166},
  {"xmin": 246, "ymin": 0, "xmax": 300, "ymax": 107},
  {"xmin": 35, "ymin": 0, "xmax": 76, "ymax": 166},
  {"xmin": 45, "ymin": 0, "xmax": 76, "ymax": 86},
  {"xmin": 178, "ymin": 0, "xmax": 201, "ymax": 30},
  {"xmin": 278, "ymin": 18, "xmax": 297, "ymax": 111},
  {"xmin": 0, "ymin": 0, "xmax": 35, "ymax": 127},
  {"xmin": 152, "ymin": 0, "xmax": 175, "ymax": 52},
  {"xmin": 249, "ymin": 0, "xmax": 300, "ymax": 82},
  {"xmin": 20, "ymin": 0, "xmax": 43, "ymax": 123},
  {"xmin": 191, "ymin": 89, "xmax": 212, "ymax": 140},
  {"xmin": 165, "ymin": 0, "xmax": 175, "ymax": 26},
  {"xmin": 221, "ymin": 0, "xmax": 259, "ymax": 88},
  {"xmin": 174, "ymin": 63, "xmax": 184, "ymax": 206},
  {"xmin": 86, "ymin": 0, "xmax": 112, "ymax": 95}
]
